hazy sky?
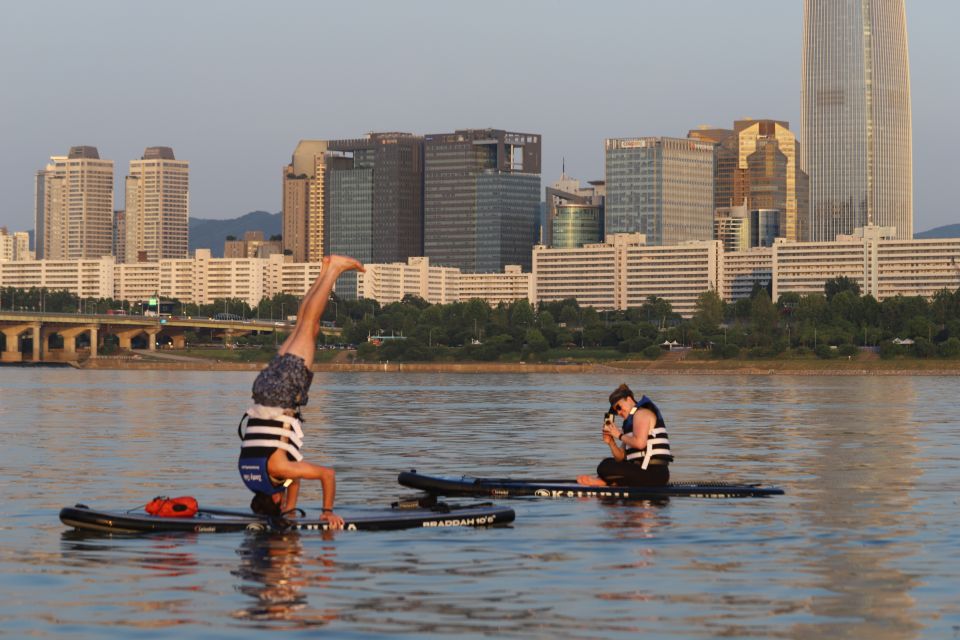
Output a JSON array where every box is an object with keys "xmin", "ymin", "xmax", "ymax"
[{"xmin": 1, "ymin": 1, "xmax": 957, "ymax": 233}]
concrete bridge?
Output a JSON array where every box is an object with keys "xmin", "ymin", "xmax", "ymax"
[{"xmin": 0, "ymin": 311, "xmax": 340, "ymax": 363}]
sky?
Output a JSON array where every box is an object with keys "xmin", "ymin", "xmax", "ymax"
[{"xmin": 1, "ymin": 0, "xmax": 957, "ymax": 233}]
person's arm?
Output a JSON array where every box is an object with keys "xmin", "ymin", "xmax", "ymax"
[
  {"xmin": 268, "ymin": 452, "xmax": 343, "ymax": 529},
  {"xmin": 603, "ymin": 416, "xmax": 626, "ymax": 461},
  {"xmin": 617, "ymin": 408, "xmax": 655, "ymax": 450}
]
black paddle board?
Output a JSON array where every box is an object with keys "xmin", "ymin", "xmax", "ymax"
[
  {"xmin": 59, "ymin": 501, "xmax": 515, "ymax": 534},
  {"xmin": 398, "ymin": 471, "xmax": 784, "ymax": 499}
]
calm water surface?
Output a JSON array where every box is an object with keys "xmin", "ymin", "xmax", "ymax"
[{"xmin": 1, "ymin": 369, "xmax": 958, "ymax": 638}]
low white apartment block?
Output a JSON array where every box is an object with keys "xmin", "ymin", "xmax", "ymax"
[
  {"xmin": 459, "ymin": 265, "xmax": 531, "ymax": 305},
  {"xmin": 357, "ymin": 257, "xmax": 460, "ymax": 305},
  {"xmin": 720, "ymin": 248, "xmax": 774, "ymax": 301},
  {"xmin": 0, "ymin": 257, "xmax": 115, "ymax": 299}
]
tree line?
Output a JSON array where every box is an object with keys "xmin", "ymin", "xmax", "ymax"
[{"xmin": 3, "ymin": 277, "xmax": 959, "ymax": 361}]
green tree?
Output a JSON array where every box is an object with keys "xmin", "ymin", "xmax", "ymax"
[
  {"xmin": 693, "ymin": 289, "xmax": 725, "ymax": 334},
  {"xmin": 509, "ymin": 299, "xmax": 535, "ymax": 328},
  {"xmin": 525, "ymin": 328, "xmax": 550, "ymax": 354},
  {"xmin": 824, "ymin": 275, "xmax": 861, "ymax": 301},
  {"xmin": 750, "ymin": 290, "xmax": 778, "ymax": 341}
]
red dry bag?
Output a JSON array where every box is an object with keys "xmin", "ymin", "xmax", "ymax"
[{"xmin": 145, "ymin": 496, "xmax": 199, "ymax": 518}]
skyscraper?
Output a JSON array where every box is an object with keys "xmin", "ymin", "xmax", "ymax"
[
  {"xmin": 689, "ymin": 119, "xmax": 809, "ymax": 242},
  {"xmin": 424, "ymin": 129, "xmax": 541, "ymax": 273},
  {"xmin": 327, "ymin": 133, "xmax": 424, "ymax": 264},
  {"xmin": 325, "ymin": 133, "xmax": 424, "ymax": 297},
  {"xmin": 35, "ymin": 146, "xmax": 114, "ymax": 260},
  {"xmin": 802, "ymin": 0, "xmax": 912, "ymax": 240},
  {"xmin": 124, "ymin": 147, "xmax": 189, "ymax": 262},
  {"xmin": 605, "ymin": 137, "xmax": 714, "ymax": 246}
]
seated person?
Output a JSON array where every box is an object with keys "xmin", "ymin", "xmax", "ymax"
[{"xmin": 577, "ymin": 383, "xmax": 673, "ymax": 487}]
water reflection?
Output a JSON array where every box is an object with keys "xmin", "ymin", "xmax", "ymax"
[
  {"xmin": 61, "ymin": 530, "xmax": 201, "ymax": 578},
  {"xmin": 231, "ymin": 532, "xmax": 338, "ymax": 629},
  {"xmin": 793, "ymin": 377, "xmax": 923, "ymax": 640}
]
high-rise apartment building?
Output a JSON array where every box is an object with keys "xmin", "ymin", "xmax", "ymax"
[
  {"xmin": 35, "ymin": 146, "xmax": 114, "ymax": 260},
  {"xmin": 12, "ymin": 232, "xmax": 30, "ymax": 261},
  {"xmin": 0, "ymin": 229, "xmax": 12, "ymax": 262},
  {"xmin": 424, "ymin": 129, "xmax": 541, "ymax": 273},
  {"xmin": 605, "ymin": 137, "xmax": 714, "ymax": 245},
  {"xmin": 282, "ymin": 140, "xmax": 347, "ymax": 263},
  {"xmin": 124, "ymin": 147, "xmax": 189, "ymax": 262},
  {"xmin": 113, "ymin": 210, "xmax": 126, "ymax": 263},
  {"xmin": 802, "ymin": 0, "xmax": 912, "ymax": 240},
  {"xmin": 690, "ymin": 119, "xmax": 809, "ymax": 242}
]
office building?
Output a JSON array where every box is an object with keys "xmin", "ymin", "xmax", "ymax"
[
  {"xmin": 690, "ymin": 119, "xmax": 809, "ymax": 242},
  {"xmin": 751, "ymin": 209, "xmax": 781, "ymax": 247},
  {"xmin": 714, "ymin": 206, "xmax": 751, "ymax": 253},
  {"xmin": 544, "ymin": 173, "xmax": 604, "ymax": 248},
  {"xmin": 802, "ymin": 0, "xmax": 913, "ymax": 240},
  {"xmin": 424, "ymin": 129, "xmax": 541, "ymax": 273},
  {"xmin": 326, "ymin": 133, "xmax": 424, "ymax": 297},
  {"xmin": 124, "ymin": 147, "xmax": 189, "ymax": 262},
  {"xmin": 35, "ymin": 146, "xmax": 114, "ymax": 260},
  {"xmin": 605, "ymin": 137, "xmax": 714, "ymax": 245}
]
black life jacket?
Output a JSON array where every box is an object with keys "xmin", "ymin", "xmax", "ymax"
[{"xmin": 623, "ymin": 395, "xmax": 673, "ymax": 469}]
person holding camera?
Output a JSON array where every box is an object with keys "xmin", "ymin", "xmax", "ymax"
[{"xmin": 576, "ymin": 383, "xmax": 673, "ymax": 487}]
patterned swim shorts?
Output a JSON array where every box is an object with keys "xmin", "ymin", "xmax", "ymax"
[{"xmin": 251, "ymin": 353, "xmax": 314, "ymax": 409}]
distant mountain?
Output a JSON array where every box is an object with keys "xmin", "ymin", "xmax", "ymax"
[
  {"xmin": 915, "ymin": 224, "xmax": 960, "ymax": 239},
  {"xmin": 189, "ymin": 211, "xmax": 282, "ymax": 257}
]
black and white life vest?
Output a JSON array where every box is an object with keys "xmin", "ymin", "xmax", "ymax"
[
  {"xmin": 623, "ymin": 395, "xmax": 673, "ymax": 470},
  {"xmin": 238, "ymin": 405, "xmax": 304, "ymax": 463}
]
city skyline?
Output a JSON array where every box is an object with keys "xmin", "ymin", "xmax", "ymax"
[{"xmin": 1, "ymin": 1, "xmax": 956, "ymax": 234}]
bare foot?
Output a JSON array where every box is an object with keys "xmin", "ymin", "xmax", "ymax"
[
  {"xmin": 576, "ymin": 475, "xmax": 608, "ymax": 487},
  {"xmin": 325, "ymin": 254, "xmax": 365, "ymax": 275}
]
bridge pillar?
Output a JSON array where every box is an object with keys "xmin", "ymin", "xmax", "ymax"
[
  {"xmin": 58, "ymin": 327, "xmax": 90, "ymax": 361},
  {"xmin": 89, "ymin": 327, "xmax": 98, "ymax": 358},
  {"xmin": 1, "ymin": 328, "xmax": 24, "ymax": 362},
  {"xmin": 170, "ymin": 334, "xmax": 186, "ymax": 349},
  {"xmin": 145, "ymin": 328, "xmax": 159, "ymax": 351},
  {"xmin": 40, "ymin": 327, "xmax": 55, "ymax": 361},
  {"xmin": 31, "ymin": 324, "xmax": 41, "ymax": 362},
  {"xmin": 114, "ymin": 328, "xmax": 143, "ymax": 351}
]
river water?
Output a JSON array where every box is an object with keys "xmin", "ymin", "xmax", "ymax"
[{"xmin": 0, "ymin": 369, "xmax": 958, "ymax": 638}]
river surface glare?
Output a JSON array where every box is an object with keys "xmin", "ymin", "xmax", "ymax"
[{"xmin": 1, "ymin": 369, "xmax": 958, "ymax": 638}]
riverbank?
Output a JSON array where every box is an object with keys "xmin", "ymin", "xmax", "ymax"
[{"xmin": 77, "ymin": 354, "xmax": 960, "ymax": 375}]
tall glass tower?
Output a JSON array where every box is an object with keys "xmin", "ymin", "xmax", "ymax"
[{"xmin": 801, "ymin": 0, "xmax": 912, "ymax": 241}]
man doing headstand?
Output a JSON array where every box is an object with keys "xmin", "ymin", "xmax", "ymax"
[{"xmin": 237, "ymin": 255, "xmax": 364, "ymax": 529}]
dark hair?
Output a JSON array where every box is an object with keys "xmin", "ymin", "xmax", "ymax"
[
  {"xmin": 250, "ymin": 491, "xmax": 283, "ymax": 518},
  {"xmin": 608, "ymin": 383, "xmax": 635, "ymax": 409}
]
